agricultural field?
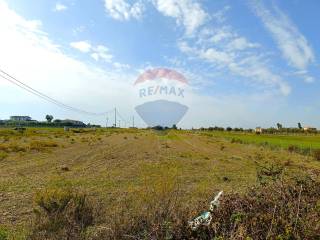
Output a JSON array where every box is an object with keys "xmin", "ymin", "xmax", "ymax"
[
  {"xmin": 0, "ymin": 128, "xmax": 319, "ymax": 239},
  {"xmin": 201, "ymin": 130, "xmax": 320, "ymax": 152}
]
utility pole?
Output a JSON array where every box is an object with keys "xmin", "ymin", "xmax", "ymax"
[
  {"xmin": 118, "ymin": 120, "xmax": 121, "ymax": 128},
  {"xmin": 132, "ymin": 116, "xmax": 135, "ymax": 128},
  {"xmin": 114, "ymin": 108, "xmax": 117, "ymax": 128},
  {"xmin": 106, "ymin": 116, "xmax": 109, "ymax": 128}
]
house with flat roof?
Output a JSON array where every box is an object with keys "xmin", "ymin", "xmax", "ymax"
[
  {"xmin": 303, "ymin": 126, "xmax": 317, "ymax": 131},
  {"xmin": 255, "ymin": 127, "xmax": 263, "ymax": 133}
]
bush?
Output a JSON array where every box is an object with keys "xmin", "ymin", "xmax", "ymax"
[
  {"xmin": 30, "ymin": 188, "xmax": 94, "ymax": 240},
  {"xmin": 210, "ymin": 176, "xmax": 320, "ymax": 239},
  {"xmin": 231, "ymin": 138, "xmax": 243, "ymax": 144},
  {"xmin": 0, "ymin": 226, "xmax": 8, "ymax": 240},
  {"xmin": 88, "ymin": 174, "xmax": 320, "ymax": 239},
  {"xmin": 29, "ymin": 141, "xmax": 58, "ymax": 151},
  {"xmin": 313, "ymin": 149, "xmax": 320, "ymax": 161},
  {"xmin": 255, "ymin": 162, "xmax": 284, "ymax": 185},
  {"xmin": 0, "ymin": 152, "xmax": 8, "ymax": 161},
  {"xmin": 288, "ymin": 144, "xmax": 299, "ymax": 153},
  {"xmin": 0, "ymin": 143, "xmax": 27, "ymax": 153}
]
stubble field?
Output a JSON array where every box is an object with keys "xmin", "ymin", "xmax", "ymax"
[{"xmin": 0, "ymin": 128, "xmax": 319, "ymax": 239}]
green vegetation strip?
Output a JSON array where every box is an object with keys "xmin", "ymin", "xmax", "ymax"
[{"xmin": 201, "ymin": 131, "xmax": 320, "ymax": 150}]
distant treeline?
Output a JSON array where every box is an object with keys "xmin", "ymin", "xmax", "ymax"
[
  {"xmin": 0, "ymin": 120, "xmax": 101, "ymax": 128},
  {"xmin": 194, "ymin": 126, "xmax": 319, "ymax": 134}
]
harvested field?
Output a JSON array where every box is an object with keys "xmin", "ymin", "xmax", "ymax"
[{"xmin": 0, "ymin": 128, "xmax": 320, "ymax": 239}]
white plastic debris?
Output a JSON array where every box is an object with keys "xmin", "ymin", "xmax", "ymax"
[
  {"xmin": 189, "ymin": 191, "xmax": 223, "ymax": 231},
  {"xmin": 210, "ymin": 190, "xmax": 223, "ymax": 211}
]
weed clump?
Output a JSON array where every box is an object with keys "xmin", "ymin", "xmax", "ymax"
[
  {"xmin": 30, "ymin": 188, "xmax": 94, "ymax": 240},
  {"xmin": 0, "ymin": 226, "xmax": 8, "ymax": 240},
  {"xmin": 0, "ymin": 143, "xmax": 27, "ymax": 153},
  {"xmin": 231, "ymin": 138, "xmax": 243, "ymax": 144},
  {"xmin": 288, "ymin": 144, "xmax": 299, "ymax": 153},
  {"xmin": 92, "ymin": 175, "xmax": 320, "ymax": 240},
  {"xmin": 29, "ymin": 141, "xmax": 58, "ymax": 151},
  {"xmin": 255, "ymin": 161, "xmax": 284, "ymax": 185},
  {"xmin": 0, "ymin": 152, "xmax": 8, "ymax": 161},
  {"xmin": 313, "ymin": 149, "xmax": 320, "ymax": 161}
]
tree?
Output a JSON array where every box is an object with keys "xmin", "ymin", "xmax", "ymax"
[
  {"xmin": 226, "ymin": 127, "xmax": 232, "ymax": 131},
  {"xmin": 276, "ymin": 123, "xmax": 283, "ymax": 130},
  {"xmin": 172, "ymin": 124, "xmax": 177, "ymax": 130},
  {"xmin": 45, "ymin": 115, "xmax": 53, "ymax": 123},
  {"xmin": 298, "ymin": 122, "xmax": 302, "ymax": 129}
]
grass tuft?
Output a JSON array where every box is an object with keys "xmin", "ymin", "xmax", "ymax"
[
  {"xmin": 29, "ymin": 141, "xmax": 58, "ymax": 151},
  {"xmin": 30, "ymin": 188, "xmax": 94, "ymax": 240}
]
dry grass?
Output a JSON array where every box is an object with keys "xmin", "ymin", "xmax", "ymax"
[
  {"xmin": 313, "ymin": 149, "xmax": 320, "ymax": 161},
  {"xmin": 0, "ymin": 152, "xmax": 8, "ymax": 161},
  {"xmin": 0, "ymin": 128, "xmax": 320, "ymax": 239},
  {"xmin": 29, "ymin": 141, "xmax": 58, "ymax": 151},
  {"xmin": 28, "ymin": 173, "xmax": 320, "ymax": 240},
  {"xmin": 29, "ymin": 188, "xmax": 94, "ymax": 240}
]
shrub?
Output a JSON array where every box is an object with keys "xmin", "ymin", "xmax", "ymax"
[
  {"xmin": 72, "ymin": 129, "xmax": 85, "ymax": 134},
  {"xmin": 30, "ymin": 188, "xmax": 94, "ymax": 240},
  {"xmin": 231, "ymin": 138, "xmax": 243, "ymax": 144},
  {"xmin": 288, "ymin": 144, "xmax": 299, "ymax": 153},
  {"xmin": 255, "ymin": 162, "xmax": 284, "ymax": 185},
  {"xmin": 0, "ymin": 143, "xmax": 27, "ymax": 153},
  {"xmin": 313, "ymin": 149, "xmax": 320, "ymax": 161},
  {"xmin": 0, "ymin": 226, "xmax": 8, "ymax": 240},
  {"xmin": 0, "ymin": 152, "xmax": 8, "ymax": 161},
  {"xmin": 210, "ymin": 176, "xmax": 320, "ymax": 239},
  {"xmin": 29, "ymin": 141, "xmax": 58, "ymax": 151},
  {"xmin": 90, "ymin": 175, "xmax": 320, "ymax": 240}
]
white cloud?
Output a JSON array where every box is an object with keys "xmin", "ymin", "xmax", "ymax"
[
  {"xmin": 178, "ymin": 41, "xmax": 193, "ymax": 54},
  {"xmin": 104, "ymin": 0, "xmax": 144, "ymax": 21},
  {"xmin": 201, "ymin": 48, "xmax": 290, "ymax": 95},
  {"xmin": 177, "ymin": 20, "xmax": 290, "ymax": 96},
  {"xmin": 54, "ymin": 3, "xmax": 67, "ymax": 12},
  {"xmin": 113, "ymin": 62, "xmax": 130, "ymax": 69},
  {"xmin": 91, "ymin": 45, "xmax": 113, "ymax": 62},
  {"xmin": 210, "ymin": 29, "xmax": 232, "ymax": 43},
  {"xmin": 251, "ymin": 0, "xmax": 314, "ymax": 70},
  {"xmin": 304, "ymin": 76, "xmax": 314, "ymax": 83},
  {"xmin": 0, "ymin": 0, "xmax": 135, "ymax": 125},
  {"xmin": 227, "ymin": 37, "xmax": 260, "ymax": 51},
  {"xmin": 72, "ymin": 25, "xmax": 86, "ymax": 35},
  {"xmin": 228, "ymin": 56, "xmax": 291, "ymax": 96},
  {"xmin": 154, "ymin": 0, "xmax": 207, "ymax": 35},
  {"xmin": 70, "ymin": 41, "xmax": 113, "ymax": 62},
  {"xmin": 211, "ymin": 5, "xmax": 231, "ymax": 23},
  {"xmin": 200, "ymin": 48, "xmax": 233, "ymax": 64},
  {"xmin": 70, "ymin": 41, "xmax": 92, "ymax": 53}
]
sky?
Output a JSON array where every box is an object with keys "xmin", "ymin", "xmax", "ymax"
[{"xmin": 0, "ymin": 0, "xmax": 319, "ymax": 129}]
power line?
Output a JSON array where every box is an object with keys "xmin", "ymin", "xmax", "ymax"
[
  {"xmin": 0, "ymin": 68, "xmax": 114, "ymax": 116},
  {"xmin": 116, "ymin": 109, "xmax": 131, "ymax": 125}
]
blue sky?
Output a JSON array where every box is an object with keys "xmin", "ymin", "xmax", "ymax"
[{"xmin": 0, "ymin": 0, "xmax": 319, "ymax": 128}]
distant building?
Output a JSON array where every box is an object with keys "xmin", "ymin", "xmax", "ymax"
[
  {"xmin": 10, "ymin": 116, "xmax": 32, "ymax": 121},
  {"xmin": 303, "ymin": 126, "xmax": 317, "ymax": 131},
  {"xmin": 255, "ymin": 127, "xmax": 263, "ymax": 133}
]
